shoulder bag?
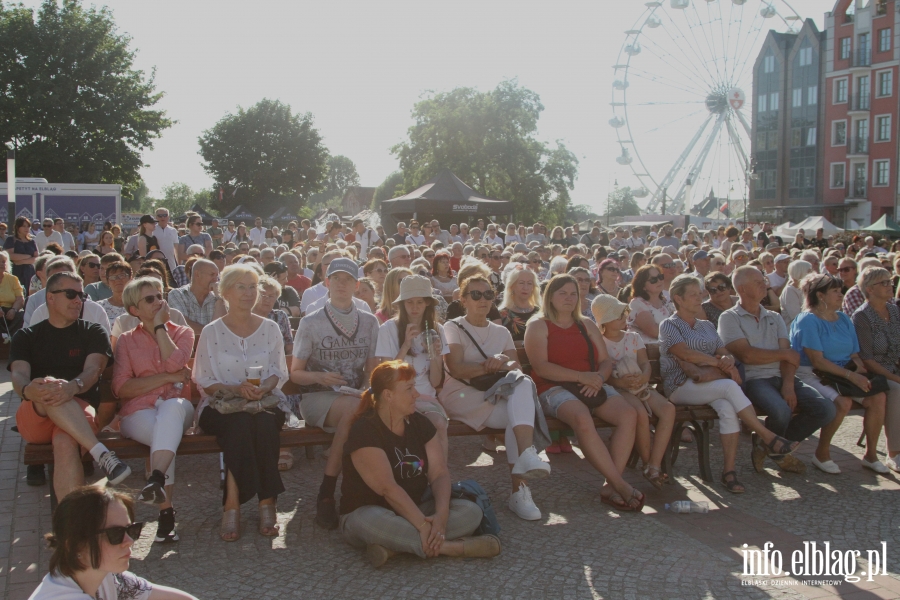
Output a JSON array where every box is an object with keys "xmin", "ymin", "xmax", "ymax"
[
  {"xmin": 552, "ymin": 321, "xmax": 607, "ymax": 411},
  {"xmin": 814, "ymin": 361, "xmax": 890, "ymax": 397},
  {"xmin": 451, "ymin": 319, "xmax": 510, "ymax": 391}
]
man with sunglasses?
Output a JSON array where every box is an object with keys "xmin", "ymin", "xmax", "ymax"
[
  {"xmin": 650, "ymin": 253, "xmax": 679, "ymax": 305},
  {"xmin": 387, "ymin": 245, "xmax": 412, "ymax": 270},
  {"xmin": 11, "ymin": 271, "xmax": 131, "ymax": 500},
  {"xmin": 27, "ymin": 258, "xmax": 111, "ymax": 333},
  {"xmin": 719, "ymin": 267, "xmax": 834, "ymax": 475},
  {"xmin": 35, "ymin": 218, "xmax": 63, "ymax": 253},
  {"xmin": 152, "ymin": 207, "xmax": 179, "ymax": 272}
]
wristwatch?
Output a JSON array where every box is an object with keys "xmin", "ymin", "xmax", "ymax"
[
  {"xmin": 73, "ymin": 378, "xmax": 85, "ymax": 391},
  {"xmin": 154, "ymin": 323, "xmax": 167, "ymax": 332}
]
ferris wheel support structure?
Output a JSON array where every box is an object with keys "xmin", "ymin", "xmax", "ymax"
[
  {"xmin": 668, "ymin": 112, "xmax": 726, "ymax": 215},
  {"xmin": 647, "ymin": 113, "xmax": 713, "ymax": 212}
]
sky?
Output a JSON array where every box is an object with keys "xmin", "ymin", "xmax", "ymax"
[{"xmin": 21, "ymin": 0, "xmax": 827, "ymax": 214}]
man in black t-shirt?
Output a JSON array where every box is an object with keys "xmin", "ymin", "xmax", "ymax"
[
  {"xmin": 10, "ymin": 272, "xmax": 131, "ymax": 500},
  {"xmin": 264, "ymin": 262, "xmax": 302, "ymax": 317}
]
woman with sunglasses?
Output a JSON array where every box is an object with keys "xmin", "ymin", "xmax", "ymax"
[
  {"xmin": 430, "ymin": 251, "xmax": 458, "ymax": 303},
  {"xmin": 77, "ymin": 255, "xmax": 102, "ymax": 286},
  {"xmin": 97, "ymin": 262, "xmax": 133, "ymax": 324},
  {"xmin": 441, "ymin": 275, "xmax": 551, "ymax": 521},
  {"xmin": 596, "ymin": 258, "xmax": 623, "ymax": 299},
  {"xmin": 627, "ymin": 264, "xmax": 672, "ymax": 346},
  {"xmin": 445, "ymin": 259, "xmax": 502, "ymax": 323},
  {"xmin": 526, "ymin": 251, "xmax": 545, "ymax": 279},
  {"xmin": 702, "ymin": 273, "xmax": 738, "ymax": 327},
  {"xmin": 31, "ymin": 486, "xmax": 196, "ymax": 599},
  {"xmin": 4, "ymin": 217, "xmax": 38, "ymax": 295},
  {"xmin": 838, "ymin": 257, "xmax": 858, "ymax": 293},
  {"xmin": 791, "ymin": 273, "xmax": 888, "ymax": 474}
]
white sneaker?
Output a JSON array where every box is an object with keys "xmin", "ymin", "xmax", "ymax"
[
  {"xmin": 862, "ymin": 458, "xmax": 890, "ymax": 474},
  {"xmin": 811, "ymin": 456, "xmax": 841, "ymax": 474},
  {"xmin": 511, "ymin": 446, "xmax": 551, "ymax": 480},
  {"xmin": 508, "ymin": 482, "xmax": 541, "ymax": 521},
  {"xmin": 886, "ymin": 456, "xmax": 900, "ymax": 473}
]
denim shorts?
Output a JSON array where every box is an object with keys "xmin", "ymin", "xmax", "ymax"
[{"xmin": 538, "ymin": 385, "xmax": 621, "ymax": 418}]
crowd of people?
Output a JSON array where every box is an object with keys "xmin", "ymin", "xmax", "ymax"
[{"xmin": 12, "ymin": 209, "xmax": 900, "ymax": 592}]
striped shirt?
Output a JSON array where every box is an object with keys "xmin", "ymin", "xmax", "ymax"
[{"xmin": 659, "ymin": 314, "xmax": 724, "ymax": 396}]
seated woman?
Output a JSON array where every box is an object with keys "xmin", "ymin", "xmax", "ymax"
[
  {"xmin": 375, "ymin": 275, "xmax": 450, "ymax": 456},
  {"xmin": 627, "ymin": 264, "xmax": 672, "ymax": 353},
  {"xmin": 568, "ymin": 266, "xmax": 598, "ymax": 322},
  {"xmin": 375, "ymin": 267, "xmax": 413, "ymax": 324},
  {"xmin": 440, "ymin": 275, "xmax": 551, "ymax": 521},
  {"xmin": 525, "ymin": 275, "xmax": 644, "ymax": 511},
  {"xmin": 498, "ymin": 265, "xmax": 541, "ymax": 346},
  {"xmin": 112, "ymin": 277, "xmax": 194, "ymax": 544},
  {"xmin": 30, "ymin": 486, "xmax": 196, "ymax": 600},
  {"xmin": 110, "ymin": 269, "xmax": 187, "ymax": 351},
  {"xmin": 593, "ymin": 294, "xmax": 676, "ymax": 490},
  {"xmin": 194, "ymin": 264, "xmax": 290, "ymax": 541},
  {"xmin": 701, "ymin": 272, "xmax": 737, "ymax": 327},
  {"xmin": 791, "ymin": 273, "xmax": 889, "ymax": 475},
  {"xmin": 340, "ymin": 361, "xmax": 501, "ymax": 567},
  {"xmin": 97, "ymin": 261, "xmax": 132, "ymax": 324},
  {"xmin": 0, "ymin": 250, "xmax": 25, "ymax": 338},
  {"xmin": 445, "ymin": 259, "xmax": 502, "ymax": 323},
  {"xmin": 431, "ymin": 251, "xmax": 458, "ymax": 302},
  {"xmin": 660, "ymin": 275, "xmax": 800, "ymax": 493},
  {"xmin": 852, "ymin": 267, "xmax": 900, "ymax": 473},
  {"xmin": 596, "ymin": 258, "xmax": 623, "ymax": 298},
  {"xmin": 779, "ymin": 260, "xmax": 812, "ymax": 327}
]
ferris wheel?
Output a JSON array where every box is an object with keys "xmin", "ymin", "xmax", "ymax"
[{"xmin": 610, "ymin": 0, "xmax": 804, "ymax": 216}]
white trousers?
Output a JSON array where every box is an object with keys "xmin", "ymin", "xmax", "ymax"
[
  {"xmin": 669, "ymin": 379, "xmax": 751, "ymax": 435},
  {"xmin": 119, "ymin": 397, "xmax": 193, "ymax": 483},
  {"xmin": 481, "ymin": 381, "xmax": 535, "ymax": 464}
]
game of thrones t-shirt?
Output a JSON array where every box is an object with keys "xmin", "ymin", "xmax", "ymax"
[
  {"xmin": 292, "ymin": 302, "xmax": 379, "ymax": 393},
  {"xmin": 339, "ymin": 410, "xmax": 436, "ymax": 515}
]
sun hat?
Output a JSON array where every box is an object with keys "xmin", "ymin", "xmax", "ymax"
[
  {"xmin": 393, "ymin": 275, "xmax": 434, "ymax": 304},
  {"xmin": 590, "ymin": 294, "xmax": 629, "ymax": 325}
]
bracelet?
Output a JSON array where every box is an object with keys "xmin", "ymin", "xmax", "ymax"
[
  {"xmin": 417, "ymin": 521, "xmax": 428, "ymax": 530},
  {"xmin": 154, "ymin": 323, "xmax": 167, "ymax": 332}
]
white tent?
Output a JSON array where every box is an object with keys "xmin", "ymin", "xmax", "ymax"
[
  {"xmin": 771, "ymin": 221, "xmax": 795, "ymax": 238},
  {"xmin": 776, "ymin": 216, "xmax": 844, "ymax": 237}
]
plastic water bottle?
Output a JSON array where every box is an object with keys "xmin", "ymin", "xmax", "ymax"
[{"xmin": 665, "ymin": 501, "xmax": 709, "ymax": 514}]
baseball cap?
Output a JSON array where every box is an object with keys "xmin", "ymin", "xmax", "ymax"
[
  {"xmin": 326, "ymin": 257, "xmax": 359, "ymax": 280},
  {"xmin": 692, "ymin": 250, "xmax": 709, "ymax": 261},
  {"xmin": 139, "ymin": 214, "xmax": 156, "ymax": 225},
  {"xmin": 774, "ymin": 253, "xmax": 790, "ymax": 263}
]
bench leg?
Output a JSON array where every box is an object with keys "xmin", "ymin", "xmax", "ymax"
[
  {"xmin": 305, "ymin": 445, "xmax": 316, "ymax": 460},
  {"xmin": 693, "ymin": 420, "xmax": 713, "ymax": 483}
]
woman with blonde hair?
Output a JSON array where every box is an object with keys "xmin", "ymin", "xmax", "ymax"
[
  {"xmin": 780, "ymin": 260, "xmax": 812, "ymax": 327},
  {"xmin": 498, "ymin": 266, "xmax": 541, "ymax": 345},
  {"xmin": 376, "ymin": 267, "xmax": 413, "ymax": 324}
]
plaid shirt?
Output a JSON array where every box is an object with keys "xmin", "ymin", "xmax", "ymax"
[
  {"xmin": 167, "ymin": 285, "xmax": 217, "ymax": 325},
  {"xmin": 842, "ymin": 285, "xmax": 865, "ymax": 316},
  {"xmin": 171, "ymin": 265, "xmax": 189, "ymax": 288}
]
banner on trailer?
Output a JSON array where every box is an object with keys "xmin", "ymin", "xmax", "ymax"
[
  {"xmin": 0, "ymin": 194, "xmax": 36, "ymax": 223},
  {"xmin": 41, "ymin": 195, "xmax": 118, "ymax": 226}
]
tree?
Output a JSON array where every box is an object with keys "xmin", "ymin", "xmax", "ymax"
[
  {"xmin": 391, "ymin": 80, "xmax": 578, "ymax": 223},
  {"xmin": 307, "ymin": 154, "xmax": 360, "ymax": 208},
  {"xmin": 567, "ymin": 204, "xmax": 602, "ymax": 224},
  {"xmin": 604, "ymin": 186, "xmax": 642, "ymax": 219},
  {"xmin": 371, "ymin": 171, "xmax": 405, "ymax": 209},
  {"xmin": 0, "ymin": 0, "xmax": 172, "ymax": 193},
  {"xmin": 198, "ymin": 98, "xmax": 329, "ymax": 215},
  {"xmin": 138, "ymin": 182, "xmax": 214, "ymax": 217}
]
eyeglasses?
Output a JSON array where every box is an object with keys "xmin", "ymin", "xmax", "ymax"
[
  {"xmin": 839, "ymin": 266, "xmax": 857, "ymax": 273},
  {"xmin": 574, "ymin": 277, "xmax": 592, "ymax": 285},
  {"xmin": 85, "ymin": 262, "xmax": 100, "ymax": 269},
  {"xmin": 707, "ymin": 283, "xmax": 731, "ymax": 293},
  {"xmin": 530, "ymin": 259, "xmax": 541, "ymax": 264},
  {"xmin": 647, "ymin": 274, "xmax": 664, "ymax": 284},
  {"xmin": 259, "ymin": 293, "xmax": 279, "ymax": 301},
  {"xmin": 872, "ymin": 280, "xmax": 893, "ymax": 288},
  {"xmin": 141, "ymin": 292, "xmax": 163, "ymax": 305},
  {"xmin": 98, "ymin": 522, "xmax": 144, "ymax": 545},
  {"xmin": 108, "ymin": 273, "xmax": 130, "ymax": 282},
  {"xmin": 604, "ymin": 267, "xmax": 620, "ymax": 273},
  {"xmin": 50, "ymin": 289, "xmax": 86, "ymax": 301},
  {"xmin": 465, "ymin": 289, "xmax": 496, "ymax": 301}
]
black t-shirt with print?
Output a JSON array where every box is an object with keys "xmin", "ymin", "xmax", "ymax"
[
  {"xmin": 9, "ymin": 319, "xmax": 112, "ymax": 408},
  {"xmin": 277, "ymin": 286, "xmax": 301, "ymax": 314},
  {"xmin": 339, "ymin": 410, "xmax": 436, "ymax": 515}
]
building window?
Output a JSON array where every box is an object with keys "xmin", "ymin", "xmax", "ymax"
[
  {"xmin": 799, "ymin": 47, "xmax": 813, "ymax": 66},
  {"xmin": 875, "ymin": 160, "xmax": 890, "ymax": 186},
  {"xmin": 879, "ymin": 28, "xmax": 891, "ymax": 52},
  {"xmin": 835, "ymin": 79, "xmax": 848, "ymax": 103},
  {"xmin": 792, "ymin": 88, "xmax": 803, "ymax": 107},
  {"xmin": 790, "ymin": 168, "xmax": 800, "ymax": 188},
  {"xmin": 764, "ymin": 55, "xmax": 775, "ymax": 73},
  {"xmin": 877, "ymin": 70, "xmax": 892, "ymax": 97},
  {"xmin": 758, "ymin": 94, "xmax": 767, "ymax": 112},
  {"xmin": 764, "ymin": 170, "xmax": 777, "ymax": 190},
  {"xmin": 840, "ymin": 37, "xmax": 851, "ymax": 59},
  {"xmin": 803, "ymin": 167, "xmax": 815, "ymax": 190},
  {"xmin": 769, "ymin": 92, "xmax": 779, "ymax": 111},
  {"xmin": 833, "ymin": 121, "xmax": 847, "ymax": 145},
  {"xmin": 877, "ymin": 115, "xmax": 891, "ymax": 141},
  {"xmin": 767, "ymin": 131, "xmax": 778, "ymax": 150},
  {"xmin": 808, "ymin": 86, "xmax": 818, "ymax": 105},
  {"xmin": 831, "ymin": 163, "xmax": 846, "ymax": 188},
  {"xmin": 806, "ymin": 127, "xmax": 817, "ymax": 146},
  {"xmin": 791, "ymin": 128, "xmax": 802, "ymax": 148}
]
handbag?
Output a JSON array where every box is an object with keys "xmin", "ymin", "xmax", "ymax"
[
  {"xmin": 554, "ymin": 321, "xmax": 607, "ymax": 411},
  {"xmin": 814, "ymin": 362, "xmax": 890, "ymax": 398},
  {"xmin": 451, "ymin": 320, "xmax": 509, "ymax": 391},
  {"xmin": 210, "ymin": 389, "xmax": 281, "ymax": 414}
]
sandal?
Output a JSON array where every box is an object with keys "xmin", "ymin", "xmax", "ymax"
[
  {"xmin": 278, "ymin": 449, "xmax": 294, "ymax": 471},
  {"xmin": 558, "ymin": 436, "xmax": 574, "ymax": 453},
  {"xmin": 643, "ymin": 465, "xmax": 668, "ymax": 490},
  {"xmin": 220, "ymin": 509, "xmax": 240, "ymax": 542},
  {"xmin": 258, "ymin": 503, "xmax": 279, "ymax": 536},
  {"xmin": 601, "ymin": 487, "xmax": 644, "ymax": 512},
  {"xmin": 765, "ymin": 435, "xmax": 800, "ymax": 456},
  {"xmin": 721, "ymin": 470, "xmax": 745, "ymax": 494}
]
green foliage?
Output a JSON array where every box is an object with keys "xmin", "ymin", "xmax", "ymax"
[
  {"xmin": 567, "ymin": 203, "xmax": 602, "ymax": 224},
  {"xmin": 198, "ymin": 98, "xmax": 329, "ymax": 215},
  {"xmin": 604, "ymin": 186, "xmax": 641, "ymax": 218},
  {"xmin": 0, "ymin": 0, "xmax": 172, "ymax": 194},
  {"xmin": 138, "ymin": 182, "xmax": 214, "ymax": 217},
  {"xmin": 391, "ymin": 80, "xmax": 578, "ymax": 223},
  {"xmin": 324, "ymin": 155, "xmax": 359, "ymax": 198},
  {"xmin": 371, "ymin": 171, "xmax": 405, "ymax": 209}
]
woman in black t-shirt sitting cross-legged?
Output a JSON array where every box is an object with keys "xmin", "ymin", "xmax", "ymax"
[{"xmin": 339, "ymin": 360, "xmax": 501, "ymax": 568}]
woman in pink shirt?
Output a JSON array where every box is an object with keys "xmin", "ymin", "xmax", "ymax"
[{"xmin": 112, "ymin": 277, "xmax": 194, "ymax": 544}]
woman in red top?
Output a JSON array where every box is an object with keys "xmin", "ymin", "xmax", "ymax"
[{"xmin": 524, "ymin": 274, "xmax": 644, "ymax": 512}]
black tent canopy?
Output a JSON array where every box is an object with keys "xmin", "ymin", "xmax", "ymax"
[
  {"xmin": 222, "ymin": 204, "xmax": 258, "ymax": 223},
  {"xmin": 380, "ymin": 169, "xmax": 514, "ymax": 223},
  {"xmin": 175, "ymin": 203, "xmax": 218, "ymax": 225}
]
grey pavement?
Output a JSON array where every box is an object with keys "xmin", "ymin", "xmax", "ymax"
[{"xmin": 2, "ymin": 368, "xmax": 900, "ymax": 599}]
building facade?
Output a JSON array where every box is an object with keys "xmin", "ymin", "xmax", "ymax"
[{"xmin": 822, "ymin": 0, "xmax": 899, "ymax": 225}]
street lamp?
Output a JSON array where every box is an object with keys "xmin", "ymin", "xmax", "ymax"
[{"xmin": 6, "ymin": 149, "xmax": 14, "ymax": 228}]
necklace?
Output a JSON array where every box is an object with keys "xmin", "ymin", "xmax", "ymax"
[
  {"xmin": 599, "ymin": 283, "xmax": 618, "ymax": 296},
  {"xmin": 511, "ymin": 302, "xmax": 533, "ymax": 313}
]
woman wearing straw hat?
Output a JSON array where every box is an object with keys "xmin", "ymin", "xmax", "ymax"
[{"xmin": 375, "ymin": 275, "xmax": 450, "ymax": 457}]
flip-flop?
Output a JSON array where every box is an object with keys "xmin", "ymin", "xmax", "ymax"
[
  {"xmin": 278, "ymin": 449, "xmax": 294, "ymax": 471},
  {"xmin": 601, "ymin": 488, "xmax": 644, "ymax": 512},
  {"xmin": 258, "ymin": 504, "xmax": 279, "ymax": 537},
  {"xmin": 220, "ymin": 509, "xmax": 240, "ymax": 542}
]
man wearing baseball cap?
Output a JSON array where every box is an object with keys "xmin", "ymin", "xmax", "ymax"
[
  {"xmin": 290, "ymin": 256, "xmax": 380, "ymax": 530},
  {"xmin": 769, "ymin": 253, "xmax": 790, "ymax": 293}
]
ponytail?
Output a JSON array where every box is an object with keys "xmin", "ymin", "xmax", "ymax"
[{"xmin": 352, "ymin": 360, "xmax": 416, "ymax": 421}]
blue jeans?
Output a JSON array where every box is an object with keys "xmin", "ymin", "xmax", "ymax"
[{"xmin": 742, "ymin": 376, "xmax": 836, "ymax": 442}]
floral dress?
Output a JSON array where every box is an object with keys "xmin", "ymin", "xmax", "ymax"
[{"xmin": 499, "ymin": 306, "xmax": 538, "ymax": 342}]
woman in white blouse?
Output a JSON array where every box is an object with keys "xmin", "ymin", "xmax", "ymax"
[
  {"xmin": 194, "ymin": 264, "xmax": 289, "ymax": 543},
  {"xmin": 779, "ymin": 260, "xmax": 812, "ymax": 327}
]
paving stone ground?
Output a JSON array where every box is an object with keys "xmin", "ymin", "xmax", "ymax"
[{"xmin": 2, "ymin": 368, "xmax": 899, "ymax": 599}]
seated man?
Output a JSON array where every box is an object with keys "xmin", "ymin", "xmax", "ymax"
[
  {"xmin": 171, "ymin": 244, "xmax": 207, "ymax": 288},
  {"xmin": 167, "ymin": 259, "xmax": 226, "ymax": 337},
  {"xmin": 718, "ymin": 266, "xmax": 835, "ymax": 474},
  {"xmin": 85, "ymin": 252, "xmax": 125, "ymax": 302},
  {"xmin": 290, "ymin": 258, "xmax": 379, "ymax": 530},
  {"xmin": 10, "ymin": 272, "xmax": 130, "ymax": 501}
]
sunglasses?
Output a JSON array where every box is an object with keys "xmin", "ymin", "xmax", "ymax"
[
  {"xmin": 85, "ymin": 262, "xmax": 101, "ymax": 269},
  {"xmin": 530, "ymin": 259, "xmax": 541, "ymax": 264},
  {"xmin": 839, "ymin": 266, "xmax": 857, "ymax": 273},
  {"xmin": 647, "ymin": 274, "xmax": 664, "ymax": 284},
  {"xmin": 50, "ymin": 289, "xmax": 87, "ymax": 301},
  {"xmin": 604, "ymin": 267, "xmax": 620, "ymax": 273},
  {"xmin": 141, "ymin": 292, "xmax": 163, "ymax": 305},
  {"xmin": 156, "ymin": 214, "xmax": 169, "ymax": 219},
  {"xmin": 98, "ymin": 522, "xmax": 144, "ymax": 545},
  {"xmin": 707, "ymin": 283, "xmax": 731, "ymax": 293},
  {"xmin": 465, "ymin": 289, "xmax": 496, "ymax": 301}
]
